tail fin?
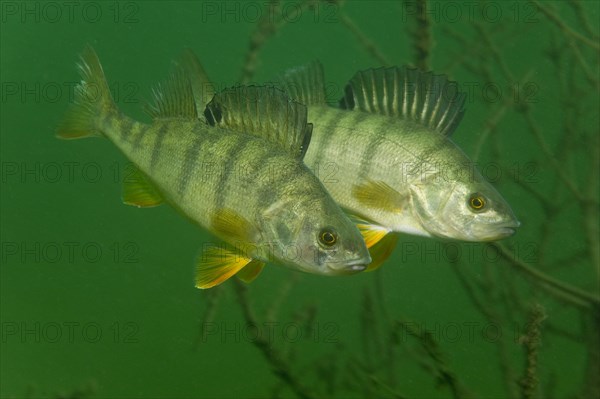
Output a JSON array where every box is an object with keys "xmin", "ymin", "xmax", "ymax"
[{"xmin": 57, "ymin": 45, "xmax": 117, "ymax": 139}]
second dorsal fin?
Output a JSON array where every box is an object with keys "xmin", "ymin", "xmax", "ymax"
[
  {"xmin": 176, "ymin": 49, "xmax": 215, "ymax": 114},
  {"xmin": 204, "ymin": 86, "xmax": 313, "ymax": 160},
  {"xmin": 146, "ymin": 62, "xmax": 198, "ymax": 120},
  {"xmin": 339, "ymin": 66, "xmax": 466, "ymax": 136}
]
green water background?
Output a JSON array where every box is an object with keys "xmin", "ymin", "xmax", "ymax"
[{"xmin": 1, "ymin": 1, "xmax": 599, "ymax": 398}]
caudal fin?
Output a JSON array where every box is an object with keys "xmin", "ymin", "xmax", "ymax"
[{"xmin": 57, "ymin": 45, "xmax": 116, "ymax": 139}]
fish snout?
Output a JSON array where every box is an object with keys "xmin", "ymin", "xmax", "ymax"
[{"xmin": 326, "ymin": 256, "xmax": 371, "ymax": 274}]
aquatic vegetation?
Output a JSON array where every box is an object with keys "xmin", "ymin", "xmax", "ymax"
[{"xmin": 197, "ymin": 1, "xmax": 599, "ymax": 398}]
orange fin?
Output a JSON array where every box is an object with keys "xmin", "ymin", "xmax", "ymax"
[
  {"xmin": 356, "ymin": 220, "xmax": 391, "ymax": 249},
  {"xmin": 236, "ymin": 259, "xmax": 266, "ymax": 284},
  {"xmin": 195, "ymin": 246, "xmax": 253, "ymax": 289},
  {"xmin": 366, "ymin": 233, "xmax": 398, "ymax": 271}
]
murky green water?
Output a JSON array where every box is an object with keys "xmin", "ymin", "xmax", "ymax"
[{"xmin": 2, "ymin": 1, "xmax": 599, "ymax": 398}]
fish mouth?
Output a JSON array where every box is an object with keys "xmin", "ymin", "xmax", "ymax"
[
  {"xmin": 482, "ymin": 220, "xmax": 521, "ymax": 241},
  {"xmin": 326, "ymin": 258, "xmax": 370, "ymax": 274}
]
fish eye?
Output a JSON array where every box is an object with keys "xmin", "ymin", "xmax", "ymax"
[
  {"xmin": 468, "ymin": 193, "xmax": 486, "ymax": 211},
  {"xmin": 318, "ymin": 228, "xmax": 338, "ymax": 247}
]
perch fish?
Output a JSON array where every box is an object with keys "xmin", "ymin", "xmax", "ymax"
[
  {"xmin": 57, "ymin": 46, "xmax": 371, "ymax": 288},
  {"xmin": 275, "ymin": 62, "xmax": 520, "ymax": 269}
]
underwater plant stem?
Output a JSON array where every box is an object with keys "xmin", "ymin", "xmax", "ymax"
[
  {"xmin": 530, "ymin": 0, "xmax": 600, "ymax": 51},
  {"xmin": 581, "ymin": 311, "xmax": 600, "ymax": 398},
  {"xmin": 232, "ymin": 280, "xmax": 317, "ymax": 399},
  {"xmin": 493, "ymin": 243, "xmax": 600, "ymax": 310},
  {"xmin": 450, "ymin": 261, "xmax": 519, "ymax": 398},
  {"xmin": 398, "ymin": 321, "xmax": 470, "ymax": 399},
  {"xmin": 584, "ymin": 133, "xmax": 600, "ymax": 281},
  {"xmin": 194, "ymin": 287, "xmax": 222, "ymax": 349},
  {"xmin": 240, "ymin": 0, "xmax": 280, "ymax": 84},
  {"xmin": 519, "ymin": 304, "xmax": 545, "ymax": 399},
  {"xmin": 407, "ymin": 0, "xmax": 432, "ymax": 71},
  {"xmin": 337, "ymin": 11, "xmax": 391, "ymax": 66},
  {"xmin": 521, "ymin": 110, "xmax": 585, "ymax": 203}
]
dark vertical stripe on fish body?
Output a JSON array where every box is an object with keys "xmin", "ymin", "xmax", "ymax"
[
  {"xmin": 213, "ymin": 137, "xmax": 252, "ymax": 211},
  {"xmin": 101, "ymin": 112, "xmax": 113, "ymax": 133},
  {"xmin": 251, "ymin": 150, "xmax": 288, "ymax": 213},
  {"xmin": 149, "ymin": 124, "xmax": 169, "ymax": 172},
  {"xmin": 312, "ymin": 109, "xmax": 350, "ymax": 166},
  {"xmin": 358, "ymin": 119, "xmax": 388, "ymax": 178},
  {"xmin": 177, "ymin": 132, "xmax": 206, "ymax": 198},
  {"xmin": 118, "ymin": 118, "xmax": 134, "ymax": 142},
  {"xmin": 407, "ymin": 130, "xmax": 447, "ymax": 177},
  {"xmin": 130, "ymin": 123, "xmax": 149, "ymax": 150}
]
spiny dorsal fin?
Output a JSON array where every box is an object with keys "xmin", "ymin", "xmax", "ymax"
[
  {"xmin": 277, "ymin": 61, "xmax": 327, "ymax": 105},
  {"xmin": 176, "ymin": 49, "xmax": 215, "ymax": 114},
  {"xmin": 205, "ymin": 86, "xmax": 313, "ymax": 159},
  {"xmin": 339, "ymin": 66, "xmax": 466, "ymax": 136},
  {"xmin": 146, "ymin": 62, "xmax": 198, "ymax": 120}
]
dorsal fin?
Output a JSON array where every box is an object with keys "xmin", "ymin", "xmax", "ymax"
[
  {"xmin": 276, "ymin": 61, "xmax": 327, "ymax": 105},
  {"xmin": 176, "ymin": 49, "xmax": 215, "ymax": 114},
  {"xmin": 146, "ymin": 62, "xmax": 198, "ymax": 120},
  {"xmin": 204, "ymin": 86, "xmax": 313, "ymax": 159},
  {"xmin": 339, "ymin": 66, "xmax": 466, "ymax": 136}
]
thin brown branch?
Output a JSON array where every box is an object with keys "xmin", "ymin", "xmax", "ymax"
[
  {"xmin": 337, "ymin": 10, "xmax": 391, "ymax": 66},
  {"xmin": 530, "ymin": 0, "xmax": 600, "ymax": 51},
  {"xmin": 492, "ymin": 243, "xmax": 600, "ymax": 310},
  {"xmin": 233, "ymin": 280, "xmax": 317, "ymax": 399}
]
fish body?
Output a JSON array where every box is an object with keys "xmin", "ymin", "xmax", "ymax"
[
  {"xmin": 303, "ymin": 104, "xmax": 518, "ymax": 241},
  {"xmin": 57, "ymin": 47, "xmax": 371, "ymax": 287},
  {"xmin": 273, "ymin": 62, "xmax": 520, "ymax": 269}
]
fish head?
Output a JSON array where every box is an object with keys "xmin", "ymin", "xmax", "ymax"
[
  {"xmin": 260, "ymin": 197, "xmax": 372, "ymax": 275},
  {"xmin": 410, "ymin": 165, "xmax": 520, "ymax": 241}
]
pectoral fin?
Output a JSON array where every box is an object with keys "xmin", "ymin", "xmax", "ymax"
[
  {"xmin": 122, "ymin": 164, "xmax": 163, "ymax": 207},
  {"xmin": 352, "ymin": 180, "xmax": 406, "ymax": 212},
  {"xmin": 211, "ymin": 208, "xmax": 257, "ymax": 244},
  {"xmin": 195, "ymin": 246, "xmax": 254, "ymax": 289}
]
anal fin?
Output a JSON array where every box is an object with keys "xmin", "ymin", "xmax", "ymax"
[{"xmin": 122, "ymin": 164, "xmax": 163, "ymax": 208}]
